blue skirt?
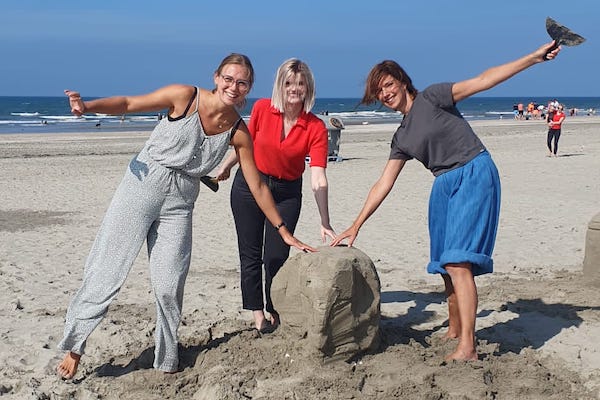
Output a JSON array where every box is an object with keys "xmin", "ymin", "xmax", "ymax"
[{"xmin": 427, "ymin": 151, "xmax": 501, "ymax": 276}]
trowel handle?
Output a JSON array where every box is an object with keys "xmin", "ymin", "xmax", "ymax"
[{"xmin": 543, "ymin": 41, "xmax": 559, "ymax": 61}]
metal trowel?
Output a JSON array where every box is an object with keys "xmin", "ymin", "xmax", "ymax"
[
  {"xmin": 200, "ymin": 176, "xmax": 219, "ymax": 192},
  {"xmin": 544, "ymin": 17, "xmax": 586, "ymax": 60}
]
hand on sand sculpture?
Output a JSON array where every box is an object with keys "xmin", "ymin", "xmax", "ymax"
[
  {"xmin": 280, "ymin": 228, "xmax": 317, "ymax": 253},
  {"xmin": 320, "ymin": 224, "xmax": 336, "ymax": 244},
  {"xmin": 330, "ymin": 225, "xmax": 359, "ymax": 247},
  {"xmin": 56, "ymin": 351, "xmax": 81, "ymax": 379}
]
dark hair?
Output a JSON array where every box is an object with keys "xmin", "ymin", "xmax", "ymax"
[{"xmin": 361, "ymin": 60, "xmax": 418, "ymax": 105}]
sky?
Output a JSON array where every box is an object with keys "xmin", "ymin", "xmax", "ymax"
[{"xmin": 1, "ymin": 1, "xmax": 597, "ymax": 98}]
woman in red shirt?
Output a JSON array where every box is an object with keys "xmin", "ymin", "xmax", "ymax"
[
  {"xmin": 217, "ymin": 59, "xmax": 335, "ymax": 331},
  {"xmin": 547, "ymin": 105, "xmax": 565, "ymax": 157}
]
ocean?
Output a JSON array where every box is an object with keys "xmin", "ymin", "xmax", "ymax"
[{"xmin": 1, "ymin": 96, "xmax": 599, "ymax": 135}]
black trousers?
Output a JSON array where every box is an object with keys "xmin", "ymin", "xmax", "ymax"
[
  {"xmin": 547, "ymin": 128, "xmax": 561, "ymax": 154},
  {"xmin": 230, "ymin": 168, "xmax": 302, "ymax": 314}
]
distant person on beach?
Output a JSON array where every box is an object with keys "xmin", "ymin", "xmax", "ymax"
[
  {"xmin": 517, "ymin": 102, "xmax": 524, "ymax": 120},
  {"xmin": 538, "ymin": 104, "xmax": 546, "ymax": 120},
  {"xmin": 546, "ymin": 103, "xmax": 555, "ymax": 123},
  {"xmin": 532, "ymin": 102, "xmax": 540, "ymax": 120},
  {"xmin": 331, "ymin": 41, "xmax": 561, "ymax": 362},
  {"xmin": 526, "ymin": 101, "xmax": 535, "ymax": 120},
  {"xmin": 56, "ymin": 53, "xmax": 315, "ymax": 379},
  {"xmin": 215, "ymin": 59, "xmax": 335, "ymax": 332},
  {"xmin": 547, "ymin": 104, "xmax": 566, "ymax": 157}
]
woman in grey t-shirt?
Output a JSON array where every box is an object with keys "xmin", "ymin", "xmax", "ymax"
[{"xmin": 332, "ymin": 41, "xmax": 561, "ymax": 362}]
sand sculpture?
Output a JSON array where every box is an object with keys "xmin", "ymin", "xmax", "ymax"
[{"xmin": 271, "ymin": 245, "xmax": 381, "ymax": 362}]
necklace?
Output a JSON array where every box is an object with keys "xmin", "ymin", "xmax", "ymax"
[{"xmin": 217, "ymin": 116, "xmax": 228, "ymax": 129}]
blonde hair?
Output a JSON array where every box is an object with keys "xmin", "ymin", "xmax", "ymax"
[{"xmin": 271, "ymin": 58, "xmax": 316, "ymax": 113}]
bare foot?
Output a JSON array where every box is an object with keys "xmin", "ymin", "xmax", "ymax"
[
  {"xmin": 444, "ymin": 347, "xmax": 478, "ymax": 362},
  {"xmin": 442, "ymin": 331, "xmax": 460, "ymax": 341},
  {"xmin": 57, "ymin": 352, "xmax": 81, "ymax": 379},
  {"xmin": 253, "ymin": 310, "xmax": 268, "ymax": 331},
  {"xmin": 269, "ymin": 312, "xmax": 280, "ymax": 328}
]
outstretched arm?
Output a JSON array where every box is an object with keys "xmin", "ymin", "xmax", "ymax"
[
  {"xmin": 64, "ymin": 84, "xmax": 194, "ymax": 116},
  {"xmin": 331, "ymin": 159, "xmax": 405, "ymax": 247},
  {"xmin": 452, "ymin": 41, "xmax": 561, "ymax": 103},
  {"xmin": 232, "ymin": 123, "xmax": 316, "ymax": 252}
]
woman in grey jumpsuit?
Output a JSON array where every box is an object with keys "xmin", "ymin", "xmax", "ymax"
[{"xmin": 56, "ymin": 54, "xmax": 315, "ymax": 379}]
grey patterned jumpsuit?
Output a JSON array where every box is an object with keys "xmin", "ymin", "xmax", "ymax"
[{"xmin": 58, "ymin": 88, "xmax": 237, "ymax": 372}]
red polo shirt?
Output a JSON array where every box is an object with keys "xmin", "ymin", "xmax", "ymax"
[
  {"xmin": 248, "ymin": 98, "xmax": 328, "ymax": 181},
  {"xmin": 550, "ymin": 111, "xmax": 565, "ymax": 130}
]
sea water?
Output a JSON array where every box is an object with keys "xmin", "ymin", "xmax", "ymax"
[{"xmin": 1, "ymin": 96, "xmax": 598, "ymax": 135}]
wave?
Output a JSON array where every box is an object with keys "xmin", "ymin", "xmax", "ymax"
[
  {"xmin": 43, "ymin": 115, "xmax": 83, "ymax": 121},
  {"xmin": 0, "ymin": 120, "xmax": 49, "ymax": 125},
  {"xmin": 128, "ymin": 116, "xmax": 159, "ymax": 122},
  {"xmin": 485, "ymin": 111, "xmax": 516, "ymax": 115},
  {"xmin": 325, "ymin": 110, "xmax": 403, "ymax": 125},
  {"xmin": 11, "ymin": 112, "xmax": 40, "ymax": 117}
]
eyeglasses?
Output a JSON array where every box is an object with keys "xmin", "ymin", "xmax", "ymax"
[{"xmin": 220, "ymin": 74, "xmax": 250, "ymax": 92}]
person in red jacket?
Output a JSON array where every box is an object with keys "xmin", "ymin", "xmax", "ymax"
[
  {"xmin": 216, "ymin": 59, "xmax": 335, "ymax": 331},
  {"xmin": 547, "ymin": 104, "xmax": 566, "ymax": 157}
]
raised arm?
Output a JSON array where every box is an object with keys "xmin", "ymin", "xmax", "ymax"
[
  {"xmin": 331, "ymin": 158, "xmax": 405, "ymax": 247},
  {"xmin": 452, "ymin": 41, "xmax": 561, "ymax": 103},
  {"xmin": 231, "ymin": 123, "xmax": 316, "ymax": 252},
  {"xmin": 64, "ymin": 84, "xmax": 195, "ymax": 117}
]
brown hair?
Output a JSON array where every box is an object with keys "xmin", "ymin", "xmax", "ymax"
[
  {"xmin": 214, "ymin": 53, "xmax": 255, "ymax": 107},
  {"xmin": 361, "ymin": 60, "xmax": 418, "ymax": 105}
]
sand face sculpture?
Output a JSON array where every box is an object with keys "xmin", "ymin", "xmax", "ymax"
[
  {"xmin": 583, "ymin": 211, "xmax": 600, "ymax": 286},
  {"xmin": 271, "ymin": 245, "xmax": 381, "ymax": 362}
]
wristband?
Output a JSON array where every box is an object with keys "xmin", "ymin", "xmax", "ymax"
[{"xmin": 275, "ymin": 221, "xmax": 286, "ymax": 231}]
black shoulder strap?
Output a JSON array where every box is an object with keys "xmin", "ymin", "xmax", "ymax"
[
  {"xmin": 229, "ymin": 117, "xmax": 243, "ymax": 141},
  {"xmin": 168, "ymin": 86, "xmax": 198, "ymax": 121},
  {"xmin": 181, "ymin": 86, "xmax": 198, "ymax": 116}
]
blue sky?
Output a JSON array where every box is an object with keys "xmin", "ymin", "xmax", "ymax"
[{"xmin": 1, "ymin": 1, "xmax": 597, "ymax": 98}]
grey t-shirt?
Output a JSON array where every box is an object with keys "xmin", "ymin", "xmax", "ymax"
[{"xmin": 389, "ymin": 82, "xmax": 486, "ymax": 176}]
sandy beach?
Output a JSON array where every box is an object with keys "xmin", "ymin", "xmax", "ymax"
[{"xmin": 1, "ymin": 116, "xmax": 600, "ymax": 399}]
